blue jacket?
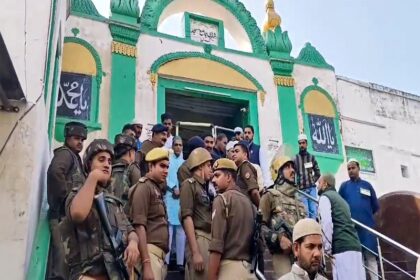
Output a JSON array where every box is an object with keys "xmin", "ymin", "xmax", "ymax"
[
  {"xmin": 339, "ymin": 178, "xmax": 379, "ymax": 253},
  {"xmin": 248, "ymin": 142, "xmax": 260, "ymax": 165}
]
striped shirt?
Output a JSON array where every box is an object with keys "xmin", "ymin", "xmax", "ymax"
[{"xmin": 294, "ymin": 152, "xmax": 321, "ymax": 188}]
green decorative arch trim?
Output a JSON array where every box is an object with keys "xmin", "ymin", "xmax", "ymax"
[
  {"xmin": 150, "ymin": 51, "xmax": 264, "ymax": 91},
  {"xmin": 140, "ymin": 0, "xmax": 267, "ymax": 55},
  {"xmin": 111, "ymin": 0, "xmax": 140, "ymax": 18},
  {"xmin": 64, "ymin": 37, "xmax": 103, "ymax": 91},
  {"xmin": 300, "ymin": 78, "xmax": 343, "ymax": 174},
  {"xmin": 71, "ymin": 0, "xmax": 106, "ymax": 22},
  {"xmin": 296, "ymin": 42, "xmax": 334, "ymax": 71}
]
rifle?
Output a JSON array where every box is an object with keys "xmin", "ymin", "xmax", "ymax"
[
  {"xmin": 250, "ymin": 210, "xmax": 266, "ymax": 280},
  {"xmin": 95, "ymin": 192, "xmax": 136, "ymax": 280}
]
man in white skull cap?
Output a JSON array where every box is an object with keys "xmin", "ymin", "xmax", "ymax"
[{"xmin": 279, "ymin": 218, "xmax": 327, "ymax": 280}]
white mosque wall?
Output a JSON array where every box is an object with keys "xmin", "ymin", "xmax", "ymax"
[{"xmin": 0, "ymin": 0, "xmax": 67, "ymax": 276}]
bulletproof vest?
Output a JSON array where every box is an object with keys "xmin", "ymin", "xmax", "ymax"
[
  {"xmin": 110, "ymin": 161, "xmax": 131, "ymax": 204},
  {"xmin": 48, "ymin": 146, "xmax": 85, "ymax": 220},
  {"xmin": 267, "ymin": 183, "xmax": 307, "ymax": 229},
  {"xmin": 60, "ymin": 190, "xmax": 126, "ymax": 278}
]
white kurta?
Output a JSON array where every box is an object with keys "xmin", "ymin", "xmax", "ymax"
[{"xmin": 318, "ymin": 196, "xmax": 366, "ymax": 280}]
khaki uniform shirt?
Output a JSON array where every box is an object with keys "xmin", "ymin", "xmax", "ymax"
[
  {"xmin": 209, "ymin": 187, "xmax": 255, "ymax": 261},
  {"xmin": 279, "ymin": 263, "xmax": 327, "ymax": 280},
  {"xmin": 138, "ymin": 140, "xmax": 160, "ymax": 175},
  {"xmin": 180, "ymin": 175, "xmax": 212, "ymax": 233},
  {"xmin": 62, "ymin": 188, "xmax": 134, "ymax": 280},
  {"xmin": 129, "ymin": 176, "xmax": 169, "ymax": 252},
  {"xmin": 177, "ymin": 161, "xmax": 191, "ymax": 186},
  {"xmin": 236, "ymin": 160, "xmax": 259, "ymax": 196}
]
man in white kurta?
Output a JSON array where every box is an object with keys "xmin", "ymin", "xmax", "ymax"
[{"xmin": 317, "ymin": 174, "xmax": 366, "ymax": 280}]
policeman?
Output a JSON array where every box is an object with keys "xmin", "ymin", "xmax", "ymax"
[
  {"xmin": 138, "ymin": 124, "xmax": 168, "ymax": 174},
  {"xmin": 180, "ymin": 147, "xmax": 213, "ymax": 280},
  {"xmin": 232, "ymin": 141, "xmax": 260, "ymax": 207},
  {"xmin": 260, "ymin": 155, "xmax": 307, "ymax": 279},
  {"xmin": 46, "ymin": 121, "xmax": 87, "ymax": 280},
  {"xmin": 62, "ymin": 139, "xmax": 139, "ymax": 280},
  {"xmin": 208, "ymin": 158, "xmax": 256, "ymax": 280},
  {"xmin": 177, "ymin": 136, "xmax": 206, "ymax": 185},
  {"xmin": 129, "ymin": 148, "xmax": 170, "ymax": 280},
  {"xmin": 110, "ymin": 134, "xmax": 141, "ymax": 211}
]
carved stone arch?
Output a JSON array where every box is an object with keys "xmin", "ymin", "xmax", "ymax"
[{"xmin": 140, "ymin": 0, "xmax": 267, "ymax": 55}]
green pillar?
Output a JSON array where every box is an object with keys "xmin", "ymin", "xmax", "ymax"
[
  {"xmin": 108, "ymin": 0, "xmax": 140, "ymax": 139},
  {"xmin": 263, "ymin": 19, "xmax": 299, "ymax": 151}
]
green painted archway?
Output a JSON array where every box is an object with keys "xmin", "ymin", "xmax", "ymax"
[
  {"xmin": 300, "ymin": 78, "xmax": 344, "ymax": 174},
  {"xmin": 151, "ymin": 51, "xmax": 264, "ymax": 144},
  {"xmin": 140, "ymin": 0, "xmax": 267, "ymax": 55},
  {"xmin": 150, "ymin": 51, "xmax": 265, "ymax": 91}
]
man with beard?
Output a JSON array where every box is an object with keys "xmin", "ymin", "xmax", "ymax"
[
  {"xmin": 47, "ymin": 121, "xmax": 87, "ymax": 280},
  {"xmin": 294, "ymin": 134, "xmax": 321, "ymax": 219},
  {"xmin": 139, "ymin": 124, "xmax": 168, "ymax": 174},
  {"xmin": 318, "ymin": 174, "xmax": 365, "ymax": 280},
  {"xmin": 260, "ymin": 155, "xmax": 307, "ymax": 278},
  {"xmin": 339, "ymin": 159, "xmax": 379, "ymax": 280},
  {"xmin": 129, "ymin": 148, "xmax": 171, "ymax": 280},
  {"xmin": 279, "ymin": 218, "xmax": 327, "ymax": 280},
  {"xmin": 62, "ymin": 139, "xmax": 139, "ymax": 279},
  {"xmin": 131, "ymin": 119, "xmax": 143, "ymax": 150}
]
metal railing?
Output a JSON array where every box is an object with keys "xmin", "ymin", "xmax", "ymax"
[
  {"xmin": 175, "ymin": 121, "xmax": 235, "ymax": 139},
  {"xmin": 297, "ymin": 189, "xmax": 419, "ymax": 279}
]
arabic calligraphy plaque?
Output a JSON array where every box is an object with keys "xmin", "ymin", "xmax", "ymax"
[
  {"xmin": 308, "ymin": 114, "xmax": 339, "ymax": 154},
  {"xmin": 190, "ymin": 18, "xmax": 219, "ymax": 45},
  {"xmin": 57, "ymin": 72, "xmax": 92, "ymax": 121}
]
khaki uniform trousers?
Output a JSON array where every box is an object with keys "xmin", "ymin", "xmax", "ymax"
[
  {"xmin": 218, "ymin": 260, "xmax": 256, "ymax": 280},
  {"xmin": 143, "ymin": 244, "xmax": 167, "ymax": 280},
  {"xmin": 272, "ymin": 253, "xmax": 292, "ymax": 279},
  {"xmin": 185, "ymin": 230, "xmax": 211, "ymax": 280}
]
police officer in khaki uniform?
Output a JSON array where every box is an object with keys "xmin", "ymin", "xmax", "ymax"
[
  {"xmin": 177, "ymin": 136, "xmax": 206, "ymax": 185},
  {"xmin": 138, "ymin": 124, "xmax": 168, "ymax": 174},
  {"xmin": 208, "ymin": 158, "xmax": 256, "ymax": 280},
  {"xmin": 232, "ymin": 141, "xmax": 260, "ymax": 207},
  {"xmin": 129, "ymin": 148, "xmax": 170, "ymax": 280},
  {"xmin": 47, "ymin": 121, "xmax": 87, "ymax": 280},
  {"xmin": 62, "ymin": 139, "xmax": 139, "ymax": 280},
  {"xmin": 180, "ymin": 147, "xmax": 213, "ymax": 280},
  {"xmin": 260, "ymin": 155, "xmax": 307, "ymax": 279},
  {"xmin": 110, "ymin": 134, "xmax": 141, "ymax": 211}
]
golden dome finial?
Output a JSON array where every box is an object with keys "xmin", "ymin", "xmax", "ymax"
[{"xmin": 263, "ymin": 0, "xmax": 281, "ymax": 32}]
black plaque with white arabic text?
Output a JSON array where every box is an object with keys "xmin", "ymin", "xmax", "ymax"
[
  {"xmin": 57, "ymin": 72, "xmax": 92, "ymax": 121},
  {"xmin": 308, "ymin": 114, "xmax": 338, "ymax": 154}
]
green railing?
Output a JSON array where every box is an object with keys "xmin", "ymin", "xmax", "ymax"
[{"xmin": 26, "ymin": 199, "xmax": 50, "ymax": 280}]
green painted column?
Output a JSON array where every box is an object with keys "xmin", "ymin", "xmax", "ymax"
[
  {"xmin": 276, "ymin": 82, "xmax": 299, "ymax": 150},
  {"xmin": 263, "ymin": 29, "xmax": 299, "ymax": 150},
  {"xmin": 108, "ymin": 0, "xmax": 140, "ymax": 139}
]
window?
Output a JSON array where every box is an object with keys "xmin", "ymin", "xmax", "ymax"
[
  {"xmin": 54, "ymin": 37, "xmax": 102, "ymax": 142},
  {"xmin": 401, "ymin": 165, "xmax": 409, "ymax": 178}
]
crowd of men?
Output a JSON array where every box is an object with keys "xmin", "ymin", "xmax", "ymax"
[{"xmin": 45, "ymin": 112, "xmax": 382, "ymax": 280}]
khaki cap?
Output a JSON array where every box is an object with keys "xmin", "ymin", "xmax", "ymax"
[
  {"xmin": 145, "ymin": 147, "xmax": 169, "ymax": 162},
  {"xmin": 293, "ymin": 218, "xmax": 322, "ymax": 242},
  {"xmin": 213, "ymin": 158, "xmax": 237, "ymax": 172}
]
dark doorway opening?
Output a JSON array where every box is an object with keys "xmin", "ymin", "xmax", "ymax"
[{"xmin": 165, "ymin": 89, "xmax": 248, "ymax": 143}]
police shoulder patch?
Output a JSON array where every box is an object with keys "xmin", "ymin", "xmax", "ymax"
[{"xmin": 245, "ymin": 172, "xmax": 251, "ymax": 179}]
